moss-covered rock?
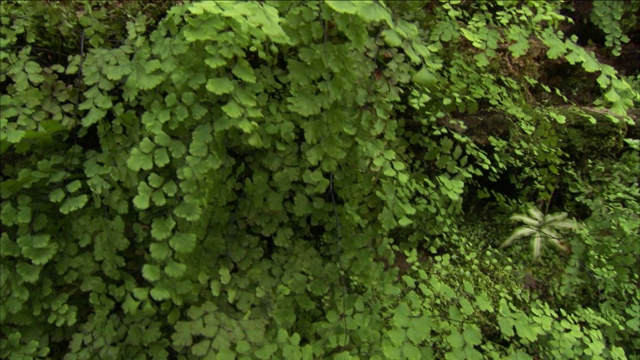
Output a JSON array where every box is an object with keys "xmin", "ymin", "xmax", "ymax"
[{"xmin": 555, "ymin": 106, "xmax": 628, "ymax": 163}]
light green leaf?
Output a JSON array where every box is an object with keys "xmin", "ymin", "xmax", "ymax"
[
  {"xmin": 16, "ymin": 262, "xmax": 41, "ymax": 283},
  {"xmin": 49, "ymin": 188, "xmax": 66, "ymax": 203},
  {"xmin": 140, "ymin": 137, "xmax": 156, "ymax": 153},
  {"xmin": 148, "ymin": 173, "xmax": 164, "ymax": 188},
  {"xmin": 334, "ymin": 352, "xmax": 352, "ymax": 360},
  {"xmin": 325, "ymin": 1, "xmax": 357, "ymax": 14},
  {"xmin": 150, "ymin": 242, "xmax": 171, "ymax": 261},
  {"xmin": 475, "ymin": 292, "xmax": 493, "ymax": 312},
  {"xmin": 355, "ymin": 1, "xmax": 392, "ymax": 25},
  {"xmin": 412, "ymin": 67, "xmax": 438, "ymax": 88},
  {"xmin": 163, "ymin": 181, "xmax": 178, "ymax": 196},
  {"xmin": 210, "ymin": 280, "xmax": 221, "ymax": 296},
  {"xmin": 142, "ymin": 264, "xmax": 162, "ymax": 282},
  {"xmin": 382, "ymin": 29, "xmax": 402, "ymax": 47},
  {"xmin": 206, "ymin": 77, "xmax": 234, "ymax": 95},
  {"xmin": 66, "ymin": 180, "xmax": 82, "ymax": 193},
  {"xmin": 82, "ymin": 107, "xmax": 107, "ymax": 127},
  {"xmin": 217, "ymin": 349, "xmax": 236, "ymax": 360},
  {"xmin": 150, "ymin": 285, "xmax": 171, "ymax": 301},
  {"xmin": 462, "ymin": 326, "xmax": 482, "ymax": 346},
  {"xmin": 5, "ymin": 128, "xmax": 25, "ymax": 143},
  {"xmin": 22, "ymin": 245, "xmax": 57, "ymax": 265},
  {"xmin": 174, "ymin": 200, "xmax": 201, "ymax": 221},
  {"xmin": 402, "ymin": 343, "xmax": 421, "ymax": 359},
  {"xmin": 205, "ymin": 55, "xmax": 226, "ymax": 69},
  {"xmin": 232, "ymin": 59, "xmax": 256, "ymax": 83},
  {"xmin": 498, "ymin": 316, "xmax": 514, "ymax": 337},
  {"xmin": 60, "ymin": 195, "xmax": 88, "ymax": 214},
  {"xmin": 447, "ymin": 330, "xmax": 464, "ymax": 349},
  {"xmin": 128, "ymin": 148, "xmax": 154, "ymax": 172},
  {"xmin": 151, "ymin": 190, "xmax": 166, "ymax": 206},
  {"xmin": 169, "ymin": 232, "xmax": 197, "ymax": 253},
  {"xmin": 222, "ymin": 99, "xmax": 244, "ymax": 118},
  {"xmin": 133, "ymin": 182, "xmax": 153, "ymax": 210},
  {"xmin": 151, "ymin": 216, "xmax": 176, "ymax": 241},
  {"xmin": 255, "ymin": 344, "xmax": 278, "ymax": 360},
  {"xmin": 219, "ymin": 267, "xmax": 231, "ymax": 285},
  {"xmin": 460, "ymin": 298, "xmax": 474, "ymax": 315},
  {"xmin": 165, "ymin": 261, "xmax": 187, "ymax": 279}
]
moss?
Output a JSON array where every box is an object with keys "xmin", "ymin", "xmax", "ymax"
[{"xmin": 554, "ymin": 106, "xmax": 627, "ymax": 164}]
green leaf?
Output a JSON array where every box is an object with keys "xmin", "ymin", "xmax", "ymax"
[
  {"xmin": 205, "ymin": 55, "xmax": 227, "ymax": 69},
  {"xmin": 459, "ymin": 297, "xmax": 474, "ymax": 315},
  {"xmin": 150, "ymin": 285, "xmax": 171, "ymax": 301},
  {"xmin": 163, "ymin": 181, "xmax": 178, "ymax": 196},
  {"xmin": 514, "ymin": 315, "xmax": 537, "ymax": 341},
  {"xmin": 217, "ymin": 349, "xmax": 236, "ymax": 360},
  {"xmin": 150, "ymin": 242, "xmax": 171, "ymax": 261},
  {"xmin": 66, "ymin": 180, "xmax": 82, "ymax": 193},
  {"xmin": 22, "ymin": 245, "xmax": 57, "ymax": 265},
  {"xmin": 0, "ymin": 233, "xmax": 19, "ymax": 256},
  {"xmin": 16, "ymin": 262, "xmax": 41, "ymax": 283},
  {"xmin": 475, "ymin": 292, "xmax": 493, "ymax": 312},
  {"xmin": 151, "ymin": 190, "xmax": 166, "ymax": 206},
  {"xmin": 142, "ymin": 264, "xmax": 162, "ymax": 282},
  {"xmin": 382, "ymin": 339, "xmax": 402, "ymax": 358},
  {"xmin": 412, "ymin": 67, "xmax": 438, "ymax": 88},
  {"xmin": 140, "ymin": 137, "xmax": 156, "ymax": 153},
  {"xmin": 128, "ymin": 148, "xmax": 154, "ymax": 172},
  {"xmin": 447, "ymin": 330, "xmax": 464, "ymax": 349},
  {"xmin": 206, "ymin": 77, "xmax": 234, "ymax": 95},
  {"xmin": 165, "ymin": 261, "xmax": 188, "ymax": 279},
  {"xmin": 134, "ymin": 182, "xmax": 153, "ymax": 209},
  {"xmin": 604, "ymin": 87, "xmax": 620, "ymax": 103},
  {"xmin": 219, "ymin": 267, "xmax": 231, "ymax": 285},
  {"xmin": 222, "ymin": 99, "xmax": 244, "ymax": 118},
  {"xmin": 382, "ymin": 29, "xmax": 403, "ymax": 47},
  {"xmin": 355, "ymin": 1, "xmax": 392, "ymax": 25},
  {"xmin": 49, "ymin": 188, "xmax": 66, "ymax": 203},
  {"xmin": 60, "ymin": 195, "xmax": 89, "ymax": 214},
  {"xmin": 462, "ymin": 326, "xmax": 482, "ymax": 346},
  {"xmin": 174, "ymin": 200, "xmax": 201, "ymax": 221},
  {"xmin": 325, "ymin": 1, "xmax": 357, "ymax": 14},
  {"xmin": 402, "ymin": 343, "xmax": 421, "ymax": 359},
  {"xmin": 151, "ymin": 216, "xmax": 176, "ymax": 240},
  {"xmin": 5, "ymin": 128, "xmax": 25, "ymax": 143},
  {"xmin": 82, "ymin": 107, "xmax": 107, "ymax": 127},
  {"xmin": 169, "ymin": 232, "xmax": 197, "ymax": 253},
  {"xmin": 255, "ymin": 344, "xmax": 278, "ymax": 360},
  {"xmin": 498, "ymin": 316, "xmax": 514, "ymax": 337},
  {"xmin": 398, "ymin": 217, "xmax": 413, "ymax": 227},
  {"xmin": 232, "ymin": 59, "xmax": 257, "ymax": 83},
  {"xmin": 210, "ymin": 280, "xmax": 221, "ymax": 297},
  {"xmin": 148, "ymin": 173, "xmax": 164, "ymax": 188}
]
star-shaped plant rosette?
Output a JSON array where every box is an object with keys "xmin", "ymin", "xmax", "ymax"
[{"xmin": 500, "ymin": 207, "xmax": 577, "ymax": 261}]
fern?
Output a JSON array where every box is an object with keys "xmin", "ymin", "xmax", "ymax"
[{"xmin": 500, "ymin": 207, "xmax": 577, "ymax": 260}]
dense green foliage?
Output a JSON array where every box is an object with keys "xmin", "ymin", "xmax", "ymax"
[{"xmin": 1, "ymin": 1, "xmax": 638, "ymax": 359}]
